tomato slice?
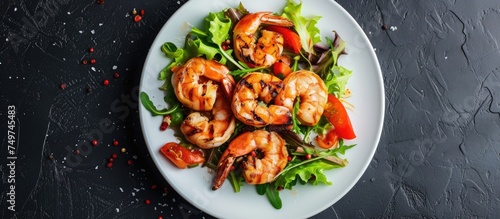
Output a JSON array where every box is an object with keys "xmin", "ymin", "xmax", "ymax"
[
  {"xmin": 160, "ymin": 142, "xmax": 205, "ymax": 169},
  {"xmin": 315, "ymin": 128, "xmax": 340, "ymax": 149},
  {"xmin": 323, "ymin": 94, "xmax": 356, "ymax": 140},
  {"xmin": 264, "ymin": 25, "xmax": 302, "ymax": 54},
  {"xmin": 272, "ymin": 61, "xmax": 292, "ymax": 77}
]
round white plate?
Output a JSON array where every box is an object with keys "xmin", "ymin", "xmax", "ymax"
[{"xmin": 139, "ymin": 0, "xmax": 384, "ymax": 218}]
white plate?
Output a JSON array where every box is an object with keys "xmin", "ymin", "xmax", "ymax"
[{"xmin": 139, "ymin": 0, "xmax": 384, "ymax": 218}]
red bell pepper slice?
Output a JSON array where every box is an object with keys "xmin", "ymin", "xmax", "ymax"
[
  {"xmin": 323, "ymin": 94, "xmax": 356, "ymax": 140},
  {"xmin": 160, "ymin": 142, "xmax": 205, "ymax": 169}
]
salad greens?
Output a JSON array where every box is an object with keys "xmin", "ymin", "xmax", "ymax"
[
  {"xmin": 191, "ymin": 11, "xmax": 246, "ymax": 69},
  {"xmin": 282, "ymin": 0, "xmax": 321, "ymax": 55},
  {"xmin": 140, "ymin": 92, "xmax": 179, "ymax": 116},
  {"xmin": 315, "ymin": 34, "xmax": 353, "ymax": 98},
  {"xmin": 257, "ymin": 183, "xmax": 282, "ymax": 209},
  {"xmin": 275, "ymin": 138, "xmax": 353, "ymax": 188},
  {"xmin": 140, "ymin": 0, "xmax": 356, "ymax": 210}
]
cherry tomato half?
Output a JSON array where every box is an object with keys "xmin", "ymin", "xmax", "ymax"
[{"xmin": 315, "ymin": 128, "xmax": 340, "ymax": 149}]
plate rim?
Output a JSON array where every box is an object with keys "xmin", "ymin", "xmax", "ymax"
[{"xmin": 138, "ymin": 0, "xmax": 385, "ymax": 218}]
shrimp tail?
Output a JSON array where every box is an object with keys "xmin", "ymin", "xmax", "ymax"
[
  {"xmin": 260, "ymin": 13, "xmax": 294, "ymax": 27},
  {"xmin": 221, "ymin": 77, "xmax": 236, "ymax": 99},
  {"xmin": 268, "ymin": 105, "xmax": 292, "ymax": 125},
  {"xmin": 205, "ymin": 60, "xmax": 236, "ymax": 98},
  {"xmin": 212, "ymin": 155, "xmax": 236, "ymax": 190}
]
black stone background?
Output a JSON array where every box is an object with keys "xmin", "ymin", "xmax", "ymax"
[{"xmin": 1, "ymin": 0, "xmax": 500, "ymax": 218}]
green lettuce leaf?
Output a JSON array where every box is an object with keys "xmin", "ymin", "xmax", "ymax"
[
  {"xmin": 191, "ymin": 36, "xmax": 227, "ymax": 64},
  {"xmin": 282, "ymin": 0, "xmax": 321, "ymax": 55},
  {"xmin": 207, "ymin": 12, "xmax": 232, "ymax": 45},
  {"xmin": 191, "ymin": 10, "xmax": 246, "ymax": 70}
]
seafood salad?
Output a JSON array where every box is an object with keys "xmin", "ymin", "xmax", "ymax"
[{"xmin": 141, "ymin": 0, "xmax": 357, "ymax": 209}]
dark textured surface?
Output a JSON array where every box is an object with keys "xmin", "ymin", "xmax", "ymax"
[{"xmin": 1, "ymin": 0, "xmax": 500, "ymax": 218}]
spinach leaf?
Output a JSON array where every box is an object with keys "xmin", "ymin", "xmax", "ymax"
[
  {"xmin": 256, "ymin": 184, "xmax": 267, "ymax": 195},
  {"xmin": 265, "ymin": 184, "xmax": 282, "ymax": 209},
  {"xmin": 228, "ymin": 171, "xmax": 245, "ymax": 193},
  {"xmin": 256, "ymin": 184, "xmax": 282, "ymax": 209}
]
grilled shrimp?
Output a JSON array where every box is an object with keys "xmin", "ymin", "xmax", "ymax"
[
  {"xmin": 171, "ymin": 57, "xmax": 235, "ymax": 111},
  {"xmin": 275, "ymin": 70, "xmax": 328, "ymax": 126},
  {"xmin": 232, "ymin": 72, "xmax": 292, "ymax": 127},
  {"xmin": 180, "ymin": 89, "xmax": 236, "ymax": 149},
  {"xmin": 233, "ymin": 12, "xmax": 294, "ymax": 68},
  {"xmin": 212, "ymin": 130, "xmax": 288, "ymax": 190}
]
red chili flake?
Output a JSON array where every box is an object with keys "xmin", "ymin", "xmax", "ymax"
[
  {"xmin": 74, "ymin": 149, "xmax": 80, "ymax": 155},
  {"xmin": 160, "ymin": 115, "xmax": 171, "ymax": 131},
  {"xmin": 305, "ymin": 154, "xmax": 312, "ymax": 160},
  {"xmin": 106, "ymin": 162, "xmax": 113, "ymax": 168},
  {"xmin": 89, "ymin": 47, "xmax": 95, "ymax": 53},
  {"xmin": 158, "ymin": 216, "xmax": 164, "ymax": 219},
  {"xmin": 48, "ymin": 153, "xmax": 54, "ymax": 160},
  {"xmin": 159, "ymin": 123, "xmax": 167, "ymax": 131},
  {"xmin": 90, "ymin": 58, "xmax": 96, "ymax": 64},
  {"xmin": 144, "ymin": 199, "xmax": 151, "ymax": 205},
  {"xmin": 103, "ymin": 79, "xmax": 109, "ymax": 86},
  {"xmin": 109, "ymin": 158, "xmax": 114, "ymax": 162},
  {"xmin": 60, "ymin": 83, "xmax": 67, "ymax": 90},
  {"xmin": 82, "ymin": 59, "xmax": 88, "ymax": 65},
  {"xmin": 250, "ymin": 151, "xmax": 257, "ymax": 157},
  {"xmin": 113, "ymin": 140, "xmax": 119, "ymax": 146},
  {"xmin": 113, "ymin": 72, "xmax": 120, "ymax": 78},
  {"xmin": 277, "ymin": 186, "xmax": 284, "ymax": 191},
  {"xmin": 230, "ymin": 166, "xmax": 235, "ymax": 171},
  {"xmin": 112, "ymin": 153, "xmax": 118, "ymax": 159},
  {"xmin": 287, "ymin": 156, "xmax": 292, "ymax": 162},
  {"xmin": 91, "ymin": 139, "xmax": 98, "ymax": 146},
  {"xmin": 96, "ymin": 0, "xmax": 104, "ymax": 5},
  {"xmin": 127, "ymin": 159, "xmax": 134, "ymax": 165},
  {"xmin": 151, "ymin": 184, "xmax": 157, "ymax": 190},
  {"xmin": 134, "ymin": 15, "xmax": 142, "ymax": 23},
  {"xmin": 139, "ymin": 9, "xmax": 145, "ymax": 16}
]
